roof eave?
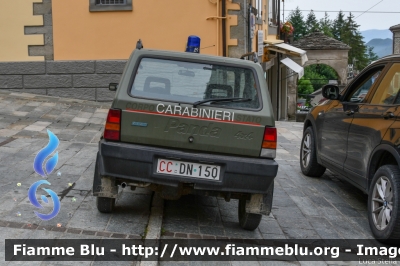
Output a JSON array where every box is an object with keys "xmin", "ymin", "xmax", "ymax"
[{"xmin": 390, "ymin": 24, "xmax": 400, "ymax": 31}]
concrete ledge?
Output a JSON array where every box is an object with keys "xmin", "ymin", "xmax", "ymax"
[
  {"xmin": 47, "ymin": 88, "xmax": 96, "ymax": 100},
  {"xmin": 47, "ymin": 61, "xmax": 95, "ymax": 74},
  {"xmin": 73, "ymin": 74, "xmax": 122, "ymax": 88},
  {"xmin": 24, "ymin": 75, "xmax": 72, "ymax": 88},
  {"xmin": 0, "ymin": 62, "xmax": 46, "ymax": 75},
  {"xmin": 0, "ymin": 60, "xmax": 124, "ymax": 101},
  {"xmin": 4, "ymin": 89, "xmax": 48, "ymax": 95},
  {"xmin": 0, "ymin": 76, "xmax": 23, "ymax": 89},
  {"xmin": 96, "ymin": 61, "xmax": 127, "ymax": 74},
  {"xmin": 97, "ymin": 88, "xmax": 116, "ymax": 101}
]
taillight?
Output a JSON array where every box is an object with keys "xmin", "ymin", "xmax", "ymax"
[
  {"xmin": 261, "ymin": 127, "xmax": 277, "ymax": 159},
  {"xmin": 104, "ymin": 109, "xmax": 121, "ymax": 141}
]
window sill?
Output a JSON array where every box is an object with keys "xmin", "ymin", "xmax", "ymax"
[{"xmin": 89, "ymin": 0, "xmax": 132, "ymax": 12}]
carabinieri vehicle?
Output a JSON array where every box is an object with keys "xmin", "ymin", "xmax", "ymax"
[{"xmin": 93, "ymin": 47, "xmax": 278, "ymax": 230}]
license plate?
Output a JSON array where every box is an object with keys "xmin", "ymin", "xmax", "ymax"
[{"xmin": 156, "ymin": 159, "xmax": 220, "ymax": 180}]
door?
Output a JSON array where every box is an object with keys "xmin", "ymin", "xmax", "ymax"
[
  {"xmin": 345, "ymin": 63, "xmax": 400, "ymax": 188},
  {"xmin": 318, "ymin": 67, "xmax": 384, "ymax": 171},
  {"xmin": 319, "ymin": 101, "xmax": 359, "ymax": 171}
]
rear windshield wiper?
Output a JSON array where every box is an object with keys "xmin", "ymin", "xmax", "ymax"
[{"xmin": 193, "ymin": 97, "xmax": 251, "ymax": 108}]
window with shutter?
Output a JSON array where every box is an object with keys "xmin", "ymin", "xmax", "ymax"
[{"xmin": 89, "ymin": 0, "xmax": 132, "ymax": 12}]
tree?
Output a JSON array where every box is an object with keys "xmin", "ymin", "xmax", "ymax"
[
  {"xmin": 307, "ymin": 64, "xmax": 338, "ymax": 81},
  {"xmin": 305, "ymin": 10, "xmax": 320, "ymax": 34},
  {"xmin": 367, "ymin": 46, "xmax": 379, "ymax": 64},
  {"xmin": 287, "ymin": 7, "xmax": 307, "ymax": 41},
  {"xmin": 297, "ymin": 79, "xmax": 314, "ymax": 96},
  {"xmin": 341, "ymin": 13, "xmax": 369, "ymax": 70},
  {"xmin": 331, "ymin": 11, "xmax": 346, "ymax": 41},
  {"xmin": 298, "ymin": 64, "xmax": 338, "ymax": 94},
  {"xmin": 319, "ymin": 12, "xmax": 333, "ymax": 38}
]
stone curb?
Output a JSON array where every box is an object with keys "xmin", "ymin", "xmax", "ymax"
[
  {"xmin": 140, "ymin": 193, "xmax": 164, "ymax": 266},
  {"xmin": 0, "ymin": 219, "xmax": 142, "ymax": 239}
]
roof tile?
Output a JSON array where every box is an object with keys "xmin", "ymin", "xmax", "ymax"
[{"xmin": 291, "ymin": 30, "xmax": 351, "ymax": 50}]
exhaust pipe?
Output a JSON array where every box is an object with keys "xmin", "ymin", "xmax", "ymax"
[{"xmin": 121, "ymin": 182, "xmax": 127, "ymax": 188}]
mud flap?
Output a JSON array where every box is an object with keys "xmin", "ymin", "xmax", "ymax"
[
  {"xmin": 92, "ymin": 152, "xmax": 102, "ymax": 195},
  {"xmin": 92, "ymin": 152, "xmax": 118, "ymax": 198},
  {"xmin": 97, "ymin": 176, "xmax": 118, "ymax": 198},
  {"xmin": 245, "ymin": 182, "xmax": 274, "ymax": 215}
]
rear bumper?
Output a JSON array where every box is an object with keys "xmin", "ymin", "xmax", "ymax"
[{"xmin": 95, "ymin": 139, "xmax": 278, "ymax": 194}]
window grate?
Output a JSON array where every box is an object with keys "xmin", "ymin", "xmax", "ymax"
[{"xmin": 96, "ymin": 0, "xmax": 126, "ymax": 5}]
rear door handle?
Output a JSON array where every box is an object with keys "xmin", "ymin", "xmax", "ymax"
[
  {"xmin": 345, "ymin": 110, "xmax": 354, "ymax": 116},
  {"xmin": 383, "ymin": 112, "xmax": 395, "ymax": 119}
]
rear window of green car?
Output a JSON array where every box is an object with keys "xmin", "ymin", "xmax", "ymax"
[{"xmin": 129, "ymin": 58, "xmax": 261, "ymax": 110}]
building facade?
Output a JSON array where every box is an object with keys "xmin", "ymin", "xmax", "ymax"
[
  {"xmin": 390, "ymin": 24, "xmax": 400, "ymax": 55},
  {"xmin": 0, "ymin": 0, "xmax": 303, "ymax": 119}
]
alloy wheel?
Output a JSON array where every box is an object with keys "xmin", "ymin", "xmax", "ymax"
[
  {"xmin": 301, "ymin": 133, "xmax": 311, "ymax": 168},
  {"xmin": 371, "ymin": 176, "xmax": 393, "ymax": 231}
]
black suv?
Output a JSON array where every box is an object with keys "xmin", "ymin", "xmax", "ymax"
[{"xmin": 300, "ymin": 55, "xmax": 400, "ymax": 243}]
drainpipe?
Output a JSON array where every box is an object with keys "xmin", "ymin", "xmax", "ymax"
[
  {"xmin": 277, "ymin": 0, "xmax": 281, "ymax": 39},
  {"xmin": 248, "ymin": 3, "xmax": 252, "ymax": 53},
  {"xmin": 276, "ymin": 0, "xmax": 281, "ymax": 119},
  {"xmin": 222, "ymin": 0, "xmax": 226, "ymax": 57}
]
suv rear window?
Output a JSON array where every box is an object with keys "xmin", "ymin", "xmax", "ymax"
[{"xmin": 130, "ymin": 58, "xmax": 260, "ymax": 109}]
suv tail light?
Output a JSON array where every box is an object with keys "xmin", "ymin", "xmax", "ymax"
[
  {"xmin": 104, "ymin": 109, "xmax": 121, "ymax": 141},
  {"xmin": 260, "ymin": 127, "xmax": 277, "ymax": 159}
]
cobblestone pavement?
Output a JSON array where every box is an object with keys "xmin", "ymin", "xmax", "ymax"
[
  {"xmin": 159, "ymin": 126, "xmax": 383, "ymax": 265},
  {"xmin": 0, "ymin": 91, "xmax": 389, "ymax": 265},
  {"xmin": 161, "ymin": 122, "xmax": 372, "ymax": 242},
  {"xmin": 0, "ymin": 91, "xmax": 145, "ymax": 265}
]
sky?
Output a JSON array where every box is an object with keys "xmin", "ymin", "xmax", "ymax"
[{"xmin": 282, "ymin": 0, "xmax": 400, "ymax": 31}]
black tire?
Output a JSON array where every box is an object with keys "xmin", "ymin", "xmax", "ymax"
[
  {"xmin": 368, "ymin": 165, "xmax": 400, "ymax": 243},
  {"xmin": 96, "ymin": 197, "xmax": 115, "ymax": 213},
  {"xmin": 238, "ymin": 198, "xmax": 262, "ymax": 231},
  {"xmin": 300, "ymin": 127, "xmax": 326, "ymax": 177}
]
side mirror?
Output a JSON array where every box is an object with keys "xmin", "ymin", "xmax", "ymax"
[
  {"xmin": 109, "ymin": 83, "xmax": 118, "ymax": 91},
  {"xmin": 322, "ymin": 84, "xmax": 340, "ymax": 100}
]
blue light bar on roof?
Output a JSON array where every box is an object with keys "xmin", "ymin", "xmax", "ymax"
[{"xmin": 185, "ymin": 35, "xmax": 201, "ymax": 53}]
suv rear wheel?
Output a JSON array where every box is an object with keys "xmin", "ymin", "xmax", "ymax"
[
  {"xmin": 368, "ymin": 165, "xmax": 400, "ymax": 243},
  {"xmin": 300, "ymin": 127, "xmax": 326, "ymax": 177}
]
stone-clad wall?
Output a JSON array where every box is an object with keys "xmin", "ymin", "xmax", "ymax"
[
  {"xmin": 228, "ymin": 0, "xmax": 247, "ymax": 58},
  {"xmin": 26, "ymin": 0, "xmax": 53, "ymax": 60},
  {"xmin": 0, "ymin": 60, "xmax": 127, "ymax": 101},
  {"xmin": 394, "ymin": 31, "xmax": 400, "ymax": 55},
  {"xmin": 390, "ymin": 25, "xmax": 400, "ymax": 55}
]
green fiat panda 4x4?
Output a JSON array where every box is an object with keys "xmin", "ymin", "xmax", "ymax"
[{"xmin": 93, "ymin": 48, "xmax": 278, "ymax": 230}]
